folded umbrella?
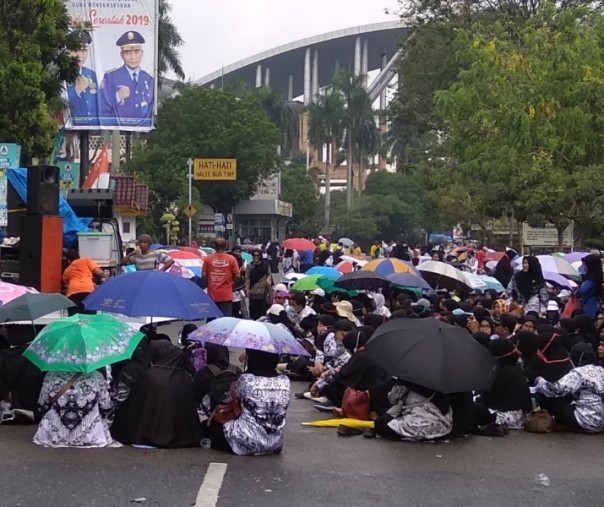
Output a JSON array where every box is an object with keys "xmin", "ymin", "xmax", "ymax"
[
  {"xmin": 82, "ymin": 271, "xmax": 223, "ymax": 320},
  {"xmin": 23, "ymin": 313, "xmax": 144, "ymax": 373},
  {"xmin": 366, "ymin": 318, "xmax": 496, "ymax": 393},
  {"xmin": 282, "ymin": 238, "xmax": 315, "ymax": 251},
  {"xmin": 417, "ymin": 261, "xmax": 472, "ymax": 292},
  {"xmin": 191, "ymin": 317, "xmax": 309, "ymax": 356},
  {"xmin": 0, "ymin": 293, "xmax": 75, "ymax": 322},
  {"xmin": 386, "ymin": 272, "xmax": 431, "ymax": 290},
  {"xmin": 334, "ymin": 271, "xmax": 390, "ymax": 291}
]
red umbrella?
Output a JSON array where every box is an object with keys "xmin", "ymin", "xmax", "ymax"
[
  {"xmin": 175, "ymin": 246, "xmax": 204, "ymax": 258},
  {"xmin": 165, "ymin": 250, "xmax": 201, "ymax": 260},
  {"xmin": 336, "ymin": 261, "xmax": 354, "ymax": 274},
  {"xmin": 282, "ymin": 238, "xmax": 315, "ymax": 251},
  {"xmin": 485, "ymin": 251, "xmax": 505, "ymax": 262}
]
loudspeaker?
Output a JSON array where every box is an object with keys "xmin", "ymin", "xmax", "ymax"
[
  {"xmin": 6, "ymin": 180, "xmax": 27, "ymax": 238},
  {"xmin": 67, "ymin": 189, "xmax": 114, "ymax": 219},
  {"xmin": 19, "ymin": 215, "xmax": 63, "ymax": 293},
  {"xmin": 26, "ymin": 165, "xmax": 60, "ymax": 216}
]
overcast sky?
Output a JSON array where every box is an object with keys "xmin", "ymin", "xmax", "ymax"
[{"xmin": 169, "ymin": 0, "xmax": 401, "ymax": 81}]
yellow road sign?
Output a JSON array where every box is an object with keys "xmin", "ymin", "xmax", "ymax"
[
  {"xmin": 194, "ymin": 158, "xmax": 237, "ymax": 180},
  {"xmin": 182, "ymin": 204, "xmax": 197, "ymax": 218}
]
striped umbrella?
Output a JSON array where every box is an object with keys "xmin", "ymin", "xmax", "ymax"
[
  {"xmin": 362, "ymin": 258, "xmax": 418, "ymax": 276},
  {"xmin": 164, "ymin": 250, "xmax": 203, "ymax": 277}
]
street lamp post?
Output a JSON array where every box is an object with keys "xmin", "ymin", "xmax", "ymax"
[{"xmin": 187, "ymin": 158, "xmax": 193, "ymax": 246}]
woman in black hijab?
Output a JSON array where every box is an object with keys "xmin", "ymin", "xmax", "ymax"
[
  {"xmin": 574, "ymin": 314, "xmax": 599, "ymax": 353},
  {"xmin": 112, "ymin": 337, "xmax": 152, "ymax": 405},
  {"xmin": 505, "ymin": 256, "xmax": 548, "ymax": 315},
  {"xmin": 493, "ymin": 249, "xmax": 516, "ymax": 289},
  {"xmin": 525, "ymin": 331, "xmax": 572, "ymax": 390},
  {"xmin": 111, "ymin": 340, "xmax": 201, "ymax": 448},
  {"xmin": 577, "ymin": 254, "xmax": 603, "ymax": 320},
  {"xmin": 246, "ymin": 249, "xmax": 272, "ymax": 320}
]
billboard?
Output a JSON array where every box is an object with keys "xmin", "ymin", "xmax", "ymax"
[
  {"xmin": 194, "ymin": 159, "xmax": 238, "ymax": 180},
  {"xmin": 57, "ymin": 161, "xmax": 81, "ymax": 196},
  {"xmin": 63, "ymin": 0, "xmax": 158, "ymax": 132}
]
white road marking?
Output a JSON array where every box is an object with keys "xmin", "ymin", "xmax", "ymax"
[{"xmin": 195, "ymin": 462, "xmax": 228, "ymax": 507}]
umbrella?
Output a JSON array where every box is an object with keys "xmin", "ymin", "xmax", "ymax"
[
  {"xmin": 164, "ymin": 250, "xmax": 203, "ymax": 277},
  {"xmin": 476, "ymin": 275, "xmax": 505, "ymax": 292},
  {"xmin": 165, "ymin": 263, "xmax": 197, "ymax": 279},
  {"xmin": 513, "ymin": 255, "xmax": 579, "ymax": 278},
  {"xmin": 362, "ymin": 258, "xmax": 418, "ymax": 276},
  {"xmin": 306, "ymin": 266, "xmax": 342, "ymax": 278},
  {"xmin": 386, "ymin": 272, "xmax": 431, "ymax": 290},
  {"xmin": 282, "ymin": 238, "xmax": 315, "ymax": 251},
  {"xmin": 336, "ymin": 260, "xmax": 354, "ymax": 274},
  {"xmin": 338, "ymin": 238, "xmax": 354, "ymax": 247},
  {"xmin": 334, "ymin": 271, "xmax": 390, "ymax": 291},
  {"xmin": 0, "ymin": 282, "xmax": 38, "ymax": 304},
  {"xmin": 23, "ymin": 313, "xmax": 144, "ymax": 373},
  {"xmin": 365, "ymin": 318, "xmax": 496, "ymax": 393},
  {"xmin": 241, "ymin": 252, "xmax": 252, "ymax": 263},
  {"xmin": 543, "ymin": 271, "xmax": 576, "ymax": 290},
  {"xmin": 417, "ymin": 261, "xmax": 471, "ymax": 292},
  {"xmin": 191, "ymin": 317, "xmax": 309, "ymax": 356},
  {"xmin": 340, "ymin": 255, "xmax": 368, "ymax": 266},
  {"xmin": 484, "ymin": 251, "xmax": 505, "ymax": 263},
  {"xmin": 201, "ymin": 247, "xmax": 216, "ymax": 255},
  {"xmin": 463, "ymin": 273, "xmax": 489, "ymax": 291},
  {"xmin": 315, "ymin": 277, "xmax": 358, "ymax": 296},
  {"xmin": 0, "ymin": 293, "xmax": 75, "ymax": 322},
  {"xmin": 284, "ymin": 272, "xmax": 307, "ymax": 281},
  {"xmin": 82, "ymin": 271, "xmax": 223, "ymax": 320},
  {"xmin": 563, "ymin": 252, "xmax": 592, "ymax": 264},
  {"xmin": 291, "ymin": 274, "xmax": 325, "ymax": 292}
]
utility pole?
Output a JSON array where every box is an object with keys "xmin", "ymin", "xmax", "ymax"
[{"xmin": 187, "ymin": 158, "xmax": 193, "ymax": 246}]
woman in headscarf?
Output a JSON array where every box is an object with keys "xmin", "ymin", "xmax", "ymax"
[
  {"xmin": 33, "ymin": 369, "xmax": 115, "ymax": 448},
  {"xmin": 372, "ymin": 294, "xmax": 391, "ymax": 318},
  {"xmin": 535, "ymin": 343, "xmax": 604, "ymax": 432},
  {"xmin": 513, "ymin": 331, "xmax": 538, "ymax": 368},
  {"xmin": 577, "ymin": 254, "xmax": 603, "ymax": 320},
  {"xmin": 245, "ymin": 249, "xmax": 272, "ymax": 320},
  {"xmin": 363, "ymin": 312, "xmax": 389, "ymax": 329},
  {"xmin": 505, "ymin": 256, "xmax": 548, "ymax": 315},
  {"xmin": 574, "ymin": 314, "xmax": 599, "ymax": 352},
  {"xmin": 320, "ymin": 326, "xmax": 386, "ymax": 408},
  {"xmin": 493, "ymin": 249, "xmax": 516, "ymax": 289},
  {"xmin": 111, "ymin": 340, "xmax": 201, "ymax": 448},
  {"xmin": 111, "ymin": 337, "xmax": 152, "ymax": 406},
  {"xmin": 524, "ymin": 331, "xmax": 572, "ymax": 387},
  {"xmin": 281, "ymin": 249, "xmax": 299, "ymax": 275},
  {"xmin": 474, "ymin": 338, "xmax": 531, "ymax": 430},
  {"xmin": 213, "ymin": 349, "xmax": 290, "ymax": 455}
]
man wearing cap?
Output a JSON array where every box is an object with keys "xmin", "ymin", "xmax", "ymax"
[
  {"xmin": 100, "ymin": 31, "xmax": 154, "ymax": 127},
  {"xmin": 120, "ymin": 234, "xmax": 174, "ymax": 272},
  {"xmin": 66, "ymin": 31, "xmax": 99, "ymax": 125}
]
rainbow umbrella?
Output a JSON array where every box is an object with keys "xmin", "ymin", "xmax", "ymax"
[{"xmin": 362, "ymin": 258, "xmax": 419, "ymax": 276}]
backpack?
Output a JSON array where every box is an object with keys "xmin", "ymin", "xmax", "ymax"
[
  {"xmin": 207, "ymin": 364, "xmax": 239, "ymax": 409},
  {"xmin": 186, "ymin": 345, "xmax": 207, "ymax": 372}
]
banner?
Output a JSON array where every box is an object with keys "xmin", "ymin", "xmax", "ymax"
[
  {"xmin": 63, "ymin": 0, "xmax": 158, "ymax": 132},
  {"xmin": 57, "ymin": 161, "xmax": 81, "ymax": 197},
  {"xmin": 0, "ymin": 144, "xmax": 21, "ymax": 227}
]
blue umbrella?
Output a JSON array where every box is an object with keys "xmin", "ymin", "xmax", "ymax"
[
  {"xmin": 150, "ymin": 243, "xmax": 165, "ymax": 250},
  {"xmin": 306, "ymin": 266, "xmax": 342, "ymax": 278},
  {"xmin": 83, "ymin": 271, "xmax": 223, "ymax": 320},
  {"xmin": 477, "ymin": 275, "xmax": 505, "ymax": 293},
  {"xmin": 387, "ymin": 272, "xmax": 431, "ymax": 290}
]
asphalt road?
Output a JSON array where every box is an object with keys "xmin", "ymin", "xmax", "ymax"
[{"xmin": 0, "ymin": 381, "xmax": 602, "ymax": 507}]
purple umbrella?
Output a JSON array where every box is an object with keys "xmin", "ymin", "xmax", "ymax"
[
  {"xmin": 563, "ymin": 252, "xmax": 592, "ymax": 264},
  {"xmin": 543, "ymin": 271, "xmax": 576, "ymax": 290}
]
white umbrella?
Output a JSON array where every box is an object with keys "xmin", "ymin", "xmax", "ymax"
[
  {"xmin": 513, "ymin": 255, "xmax": 578, "ymax": 277},
  {"xmin": 340, "ymin": 255, "xmax": 368, "ymax": 267},
  {"xmin": 417, "ymin": 261, "xmax": 472, "ymax": 292}
]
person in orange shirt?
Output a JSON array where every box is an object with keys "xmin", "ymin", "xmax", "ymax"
[{"xmin": 63, "ymin": 249, "xmax": 107, "ymax": 315}]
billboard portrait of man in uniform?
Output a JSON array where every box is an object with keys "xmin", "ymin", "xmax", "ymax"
[
  {"xmin": 99, "ymin": 31, "xmax": 154, "ymax": 129},
  {"xmin": 66, "ymin": 31, "xmax": 99, "ymax": 127}
]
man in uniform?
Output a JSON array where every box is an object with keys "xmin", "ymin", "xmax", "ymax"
[
  {"xmin": 99, "ymin": 31, "xmax": 154, "ymax": 128},
  {"xmin": 66, "ymin": 31, "xmax": 99, "ymax": 126}
]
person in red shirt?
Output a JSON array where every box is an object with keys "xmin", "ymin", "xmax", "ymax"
[
  {"xmin": 202, "ymin": 238, "xmax": 241, "ymax": 316},
  {"xmin": 476, "ymin": 246, "xmax": 486, "ymax": 273}
]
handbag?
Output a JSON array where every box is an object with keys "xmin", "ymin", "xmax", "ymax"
[
  {"xmin": 341, "ymin": 387, "xmax": 370, "ymax": 421},
  {"xmin": 524, "ymin": 408, "xmax": 555, "ymax": 433},
  {"xmin": 209, "ymin": 382, "xmax": 241, "ymax": 425},
  {"xmin": 561, "ymin": 294, "xmax": 580, "ymax": 319}
]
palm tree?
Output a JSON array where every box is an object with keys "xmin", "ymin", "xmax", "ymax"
[
  {"xmin": 253, "ymin": 86, "xmax": 299, "ymax": 156},
  {"xmin": 158, "ymin": 0, "xmax": 185, "ymax": 86},
  {"xmin": 308, "ymin": 89, "xmax": 345, "ymax": 229},
  {"xmin": 332, "ymin": 69, "xmax": 375, "ymax": 208},
  {"xmin": 354, "ymin": 118, "xmax": 379, "ymax": 194}
]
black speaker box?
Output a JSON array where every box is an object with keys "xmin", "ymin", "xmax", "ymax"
[
  {"xmin": 6, "ymin": 180, "xmax": 27, "ymax": 237},
  {"xmin": 26, "ymin": 165, "xmax": 59, "ymax": 216},
  {"xmin": 66, "ymin": 189, "xmax": 114, "ymax": 219}
]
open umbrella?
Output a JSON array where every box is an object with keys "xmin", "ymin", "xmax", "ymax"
[
  {"xmin": 386, "ymin": 272, "xmax": 431, "ymax": 290},
  {"xmin": 366, "ymin": 318, "xmax": 496, "ymax": 393},
  {"xmin": 484, "ymin": 251, "xmax": 506, "ymax": 263},
  {"xmin": 23, "ymin": 313, "xmax": 144, "ymax": 373},
  {"xmin": 191, "ymin": 317, "xmax": 309, "ymax": 356},
  {"xmin": 334, "ymin": 271, "xmax": 390, "ymax": 291},
  {"xmin": 362, "ymin": 258, "xmax": 418, "ymax": 276},
  {"xmin": 340, "ymin": 255, "xmax": 368, "ymax": 266},
  {"xmin": 291, "ymin": 274, "xmax": 325, "ymax": 292},
  {"xmin": 201, "ymin": 247, "xmax": 216, "ymax": 255},
  {"xmin": 338, "ymin": 238, "xmax": 354, "ymax": 247},
  {"xmin": 336, "ymin": 260, "xmax": 354, "ymax": 274},
  {"xmin": 282, "ymin": 238, "xmax": 315, "ymax": 251},
  {"xmin": 306, "ymin": 266, "xmax": 342, "ymax": 278},
  {"xmin": 476, "ymin": 275, "xmax": 505, "ymax": 293},
  {"xmin": 514, "ymin": 255, "xmax": 579, "ymax": 278},
  {"xmin": 0, "ymin": 282, "xmax": 38, "ymax": 305},
  {"xmin": 463, "ymin": 273, "xmax": 489, "ymax": 291},
  {"xmin": 543, "ymin": 271, "xmax": 576, "ymax": 290},
  {"xmin": 563, "ymin": 252, "xmax": 592, "ymax": 264},
  {"xmin": 0, "ymin": 293, "xmax": 75, "ymax": 323},
  {"xmin": 82, "ymin": 271, "xmax": 223, "ymax": 320},
  {"xmin": 164, "ymin": 250, "xmax": 203, "ymax": 277},
  {"xmin": 417, "ymin": 261, "xmax": 471, "ymax": 292}
]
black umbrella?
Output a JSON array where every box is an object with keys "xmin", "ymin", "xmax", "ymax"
[
  {"xmin": 334, "ymin": 271, "xmax": 390, "ymax": 291},
  {"xmin": 0, "ymin": 293, "xmax": 76, "ymax": 322},
  {"xmin": 365, "ymin": 318, "xmax": 496, "ymax": 393}
]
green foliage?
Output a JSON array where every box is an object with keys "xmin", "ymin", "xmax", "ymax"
[
  {"xmin": 127, "ymin": 87, "xmax": 281, "ymax": 232},
  {"xmin": 280, "ymin": 166, "xmax": 320, "ymax": 236},
  {"xmin": 0, "ymin": 0, "xmax": 87, "ymax": 158},
  {"xmin": 158, "ymin": 0, "xmax": 185, "ymax": 84}
]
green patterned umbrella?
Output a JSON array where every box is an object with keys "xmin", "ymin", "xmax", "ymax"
[{"xmin": 24, "ymin": 313, "xmax": 144, "ymax": 373}]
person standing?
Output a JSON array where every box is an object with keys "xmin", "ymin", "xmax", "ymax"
[
  {"xmin": 577, "ymin": 254, "xmax": 603, "ymax": 320},
  {"xmin": 229, "ymin": 246, "xmax": 247, "ymax": 318},
  {"xmin": 245, "ymin": 249, "xmax": 272, "ymax": 320},
  {"xmin": 62, "ymin": 249, "xmax": 107, "ymax": 315},
  {"xmin": 120, "ymin": 234, "xmax": 174, "ymax": 272},
  {"xmin": 202, "ymin": 238, "xmax": 241, "ymax": 317}
]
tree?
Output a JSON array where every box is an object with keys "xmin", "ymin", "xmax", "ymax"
[
  {"xmin": 127, "ymin": 87, "xmax": 281, "ymax": 232},
  {"xmin": 435, "ymin": 6, "xmax": 604, "ymax": 248},
  {"xmin": 158, "ymin": 0, "xmax": 185, "ymax": 84},
  {"xmin": 307, "ymin": 88, "xmax": 345, "ymax": 229},
  {"xmin": 0, "ymin": 0, "xmax": 86, "ymax": 159},
  {"xmin": 280, "ymin": 166, "xmax": 320, "ymax": 236}
]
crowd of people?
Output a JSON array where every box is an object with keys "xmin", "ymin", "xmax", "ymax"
[{"xmin": 1, "ymin": 235, "xmax": 604, "ymax": 457}]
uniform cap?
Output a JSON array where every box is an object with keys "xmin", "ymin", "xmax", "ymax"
[{"xmin": 117, "ymin": 31, "xmax": 145, "ymax": 51}]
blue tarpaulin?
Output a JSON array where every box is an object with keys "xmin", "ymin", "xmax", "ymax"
[{"xmin": 7, "ymin": 168, "xmax": 91, "ymax": 247}]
